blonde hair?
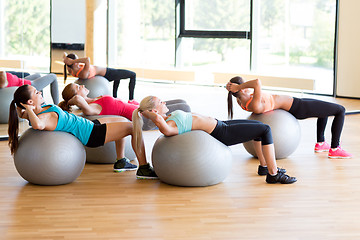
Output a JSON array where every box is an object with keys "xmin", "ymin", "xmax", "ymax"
[
  {"xmin": 132, "ymin": 96, "xmax": 157, "ymax": 153},
  {"xmin": 58, "ymin": 83, "xmax": 77, "ymax": 112}
]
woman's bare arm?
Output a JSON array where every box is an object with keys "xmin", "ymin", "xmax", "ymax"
[
  {"xmin": 68, "ymin": 95, "xmax": 101, "ymax": 115},
  {"xmin": 142, "ymin": 111, "xmax": 178, "ymax": 136}
]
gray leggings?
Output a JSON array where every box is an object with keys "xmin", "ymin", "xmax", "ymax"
[
  {"xmin": 142, "ymin": 99, "xmax": 191, "ymax": 131},
  {"xmin": 25, "ymin": 73, "xmax": 59, "ymax": 104}
]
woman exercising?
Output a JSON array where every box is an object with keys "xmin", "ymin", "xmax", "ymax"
[
  {"xmin": 63, "ymin": 53, "xmax": 137, "ymax": 101},
  {"xmin": 0, "ymin": 71, "xmax": 59, "ymax": 104},
  {"xmin": 132, "ymin": 96, "xmax": 297, "ymax": 184},
  {"xmin": 226, "ymin": 76, "xmax": 352, "ymax": 159},
  {"xmin": 59, "ymin": 82, "xmax": 191, "ymax": 130},
  {"xmin": 8, "ymin": 85, "xmax": 157, "ymax": 179}
]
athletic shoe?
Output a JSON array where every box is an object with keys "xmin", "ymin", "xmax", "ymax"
[
  {"xmin": 266, "ymin": 170, "xmax": 297, "ymax": 184},
  {"xmin": 257, "ymin": 165, "xmax": 287, "ymax": 176},
  {"xmin": 136, "ymin": 163, "xmax": 158, "ymax": 179},
  {"xmin": 314, "ymin": 142, "xmax": 331, "ymax": 152},
  {"xmin": 128, "ymin": 99, "xmax": 139, "ymax": 105},
  {"xmin": 113, "ymin": 158, "xmax": 137, "ymax": 172},
  {"xmin": 328, "ymin": 147, "xmax": 352, "ymax": 159}
]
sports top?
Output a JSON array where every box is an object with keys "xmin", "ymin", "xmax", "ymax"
[
  {"xmin": 90, "ymin": 95, "xmax": 138, "ymax": 121},
  {"xmin": 241, "ymin": 92, "xmax": 275, "ymax": 113},
  {"xmin": 37, "ymin": 104, "xmax": 94, "ymax": 145},
  {"xmin": 165, "ymin": 110, "xmax": 193, "ymax": 135},
  {"xmin": 74, "ymin": 64, "xmax": 96, "ymax": 79}
]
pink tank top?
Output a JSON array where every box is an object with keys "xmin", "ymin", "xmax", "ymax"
[
  {"xmin": 74, "ymin": 64, "xmax": 97, "ymax": 79},
  {"xmin": 6, "ymin": 72, "xmax": 32, "ymax": 87},
  {"xmin": 241, "ymin": 92, "xmax": 275, "ymax": 113},
  {"xmin": 91, "ymin": 95, "xmax": 139, "ymax": 121}
]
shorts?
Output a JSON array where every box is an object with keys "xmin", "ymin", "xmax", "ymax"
[{"xmin": 85, "ymin": 120, "xmax": 107, "ymax": 148}]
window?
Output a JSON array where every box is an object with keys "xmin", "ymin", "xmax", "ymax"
[
  {"xmin": 253, "ymin": 0, "xmax": 336, "ymax": 94},
  {"xmin": 108, "ymin": 0, "xmax": 175, "ymax": 69},
  {"xmin": 0, "ymin": 0, "xmax": 50, "ymax": 72},
  {"xmin": 108, "ymin": 0, "xmax": 337, "ymax": 94}
]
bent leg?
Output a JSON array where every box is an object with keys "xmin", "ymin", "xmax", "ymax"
[
  {"xmin": 24, "ymin": 73, "xmax": 41, "ymax": 80},
  {"xmin": 30, "ymin": 73, "xmax": 59, "ymax": 104},
  {"xmin": 289, "ymin": 98, "xmax": 345, "ymax": 147},
  {"xmin": 104, "ymin": 121, "xmax": 147, "ymax": 166},
  {"xmin": 104, "ymin": 68, "xmax": 136, "ymax": 99}
]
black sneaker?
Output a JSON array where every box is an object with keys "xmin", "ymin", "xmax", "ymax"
[
  {"xmin": 136, "ymin": 163, "xmax": 158, "ymax": 180},
  {"xmin": 258, "ymin": 165, "xmax": 287, "ymax": 176},
  {"xmin": 266, "ymin": 171, "xmax": 297, "ymax": 184},
  {"xmin": 113, "ymin": 158, "xmax": 137, "ymax": 172}
]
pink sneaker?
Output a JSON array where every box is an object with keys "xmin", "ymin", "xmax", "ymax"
[
  {"xmin": 314, "ymin": 142, "xmax": 331, "ymax": 152},
  {"xmin": 128, "ymin": 99, "xmax": 139, "ymax": 105},
  {"xmin": 328, "ymin": 147, "xmax": 352, "ymax": 159}
]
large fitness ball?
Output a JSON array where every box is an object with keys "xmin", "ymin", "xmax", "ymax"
[
  {"xmin": 75, "ymin": 76, "xmax": 111, "ymax": 98},
  {"xmin": 0, "ymin": 87, "xmax": 18, "ymax": 123},
  {"xmin": 14, "ymin": 128, "xmax": 86, "ymax": 185},
  {"xmin": 243, "ymin": 109, "xmax": 301, "ymax": 159},
  {"xmin": 152, "ymin": 131, "xmax": 233, "ymax": 187}
]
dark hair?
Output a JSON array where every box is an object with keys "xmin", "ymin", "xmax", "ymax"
[
  {"xmin": 8, "ymin": 85, "xmax": 32, "ymax": 154},
  {"xmin": 227, "ymin": 76, "xmax": 245, "ymax": 119},
  {"xmin": 63, "ymin": 53, "xmax": 77, "ymax": 83},
  {"xmin": 58, "ymin": 83, "xmax": 77, "ymax": 112}
]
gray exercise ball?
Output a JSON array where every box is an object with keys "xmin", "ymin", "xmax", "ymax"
[
  {"xmin": 14, "ymin": 128, "xmax": 86, "ymax": 185},
  {"xmin": 0, "ymin": 87, "xmax": 18, "ymax": 123},
  {"xmin": 152, "ymin": 130, "xmax": 233, "ymax": 187},
  {"xmin": 84, "ymin": 115, "xmax": 136, "ymax": 163},
  {"xmin": 75, "ymin": 76, "xmax": 111, "ymax": 98},
  {"xmin": 243, "ymin": 109, "xmax": 301, "ymax": 159}
]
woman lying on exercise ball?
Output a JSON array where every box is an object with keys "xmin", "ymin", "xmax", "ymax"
[
  {"xmin": 132, "ymin": 96, "xmax": 297, "ymax": 184},
  {"xmin": 59, "ymin": 82, "xmax": 191, "ymax": 130},
  {"xmin": 63, "ymin": 52, "xmax": 137, "ymax": 101},
  {"xmin": 0, "ymin": 71, "xmax": 59, "ymax": 104},
  {"xmin": 8, "ymin": 85, "xmax": 157, "ymax": 179},
  {"xmin": 226, "ymin": 76, "xmax": 352, "ymax": 159}
]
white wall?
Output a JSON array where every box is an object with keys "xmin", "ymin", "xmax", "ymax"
[
  {"xmin": 336, "ymin": 0, "xmax": 360, "ymax": 98},
  {"xmin": 51, "ymin": 0, "xmax": 85, "ymax": 44}
]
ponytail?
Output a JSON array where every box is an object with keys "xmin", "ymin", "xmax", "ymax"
[
  {"xmin": 63, "ymin": 64, "xmax": 67, "ymax": 83},
  {"xmin": 8, "ymin": 85, "xmax": 32, "ymax": 155},
  {"xmin": 132, "ymin": 108, "xmax": 144, "ymax": 154},
  {"xmin": 227, "ymin": 91, "xmax": 234, "ymax": 119},
  {"xmin": 58, "ymin": 100, "xmax": 72, "ymax": 112},
  {"xmin": 59, "ymin": 83, "xmax": 77, "ymax": 112},
  {"xmin": 227, "ymin": 76, "xmax": 245, "ymax": 120},
  {"xmin": 131, "ymin": 96, "xmax": 157, "ymax": 154},
  {"xmin": 63, "ymin": 53, "xmax": 77, "ymax": 84},
  {"xmin": 8, "ymin": 100, "xmax": 20, "ymax": 155}
]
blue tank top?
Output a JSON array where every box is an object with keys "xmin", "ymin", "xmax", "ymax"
[
  {"xmin": 165, "ymin": 110, "xmax": 192, "ymax": 134},
  {"xmin": 38, "ymin": 104, "xmax": 94, "ymax": 145}
]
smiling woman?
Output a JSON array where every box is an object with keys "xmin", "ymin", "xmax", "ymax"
[{"xmin": 7, "ymin": 85, "xmax": 157, "ymax": 179}]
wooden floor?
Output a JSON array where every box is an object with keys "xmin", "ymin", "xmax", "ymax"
[{"xmin": 1, "ymin": 80, "xmax": 360, "ymax": 239}]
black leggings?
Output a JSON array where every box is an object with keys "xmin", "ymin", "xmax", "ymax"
[
  {"xmin": 289, "ymin": 97, "xmax": 345, "ymax": 148},
  {"xmin": 210, "ymin": 119, "xmax": 273, "ymax": 146},
  {"xmin": 103, "ymin": 68, "xmax": 136, "ymax": 99}
]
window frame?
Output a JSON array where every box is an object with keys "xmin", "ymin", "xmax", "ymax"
[{"xmin": 178, "ymin": 0, "xmax": 252, "ymax": 39}]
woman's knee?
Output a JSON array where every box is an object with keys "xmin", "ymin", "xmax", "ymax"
[{"xmin": 261, "ymin": 124, "xmax": 273, "ymax": 145}]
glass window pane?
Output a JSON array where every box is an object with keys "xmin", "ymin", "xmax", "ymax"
[
  {"xmin": 0, "ymin": 0, "xmax": 50, "ymax": 72},
  {"xmin": 185, "ymin": 0, "xmax": 250, "ymax": 31},
  {"xmin": 178, "ymin": 38, "xmax": 250, "ymax": 81},
  {"xmin": 254, "ymin": 0, "xmax": 336, "ymax": 94},
  {"xmin": 108, "ymin": 0, "xmax": 175, "ymax": 68}
]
